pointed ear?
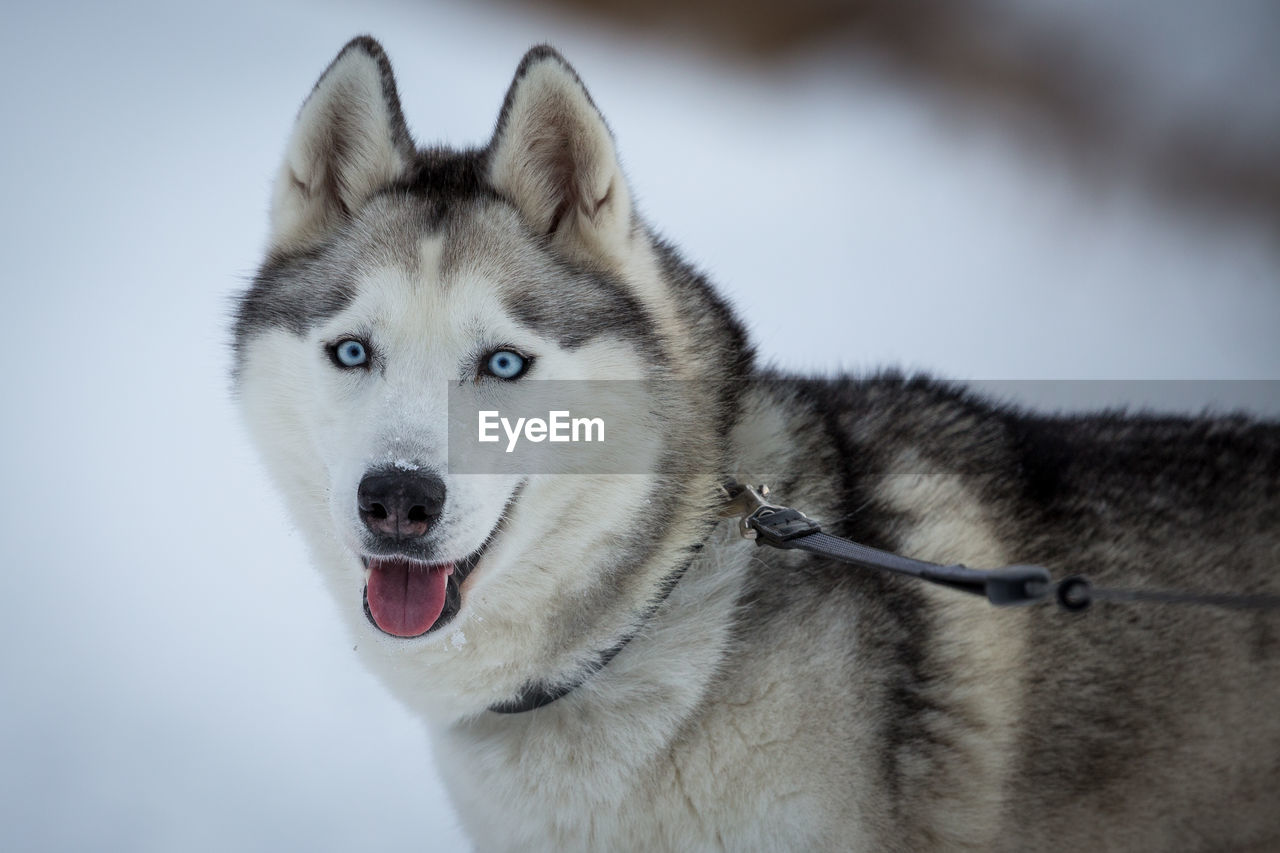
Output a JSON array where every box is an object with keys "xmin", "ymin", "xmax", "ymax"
[
  {"xmin": 268, "ymin": 37, "xmax": 414, "ymax": 253},
  {"xmin": 488, "ymin": 46, "xmax": 634, "ymax": 264}
]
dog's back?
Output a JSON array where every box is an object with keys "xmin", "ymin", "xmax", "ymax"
[{"xmin": 722, "ymin": 375, "xmax": 1280, "ymax": 850}]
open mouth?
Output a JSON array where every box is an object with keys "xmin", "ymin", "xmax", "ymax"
[
  {"xmin": 361, "ymin": 549, "xmax": 483, "ymax": 639},
  {"xmin": 359, "ymin": 485, "xmax": 521, "ymax": 639}
]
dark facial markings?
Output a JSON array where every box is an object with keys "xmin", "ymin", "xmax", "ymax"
[{"xmin": 233, "ymin": 147, "xmax": 669, "ymax": 377}]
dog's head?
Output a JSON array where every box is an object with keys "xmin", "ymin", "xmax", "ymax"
[{"xmin": 232, "ymin": 38, "xmax": 751, "ymax": 719}]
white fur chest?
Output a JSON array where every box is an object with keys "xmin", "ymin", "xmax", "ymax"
[
  {"xmin": 426, "ymin": 546, "xmax": 872, "ymax": 852},
  {"xmin": 422, "ymin": 543, "xmax": 848, "ymax": 852},
  {"xmin": 432, "ymin": 702, "xmax": 849, "ymax": 853}
]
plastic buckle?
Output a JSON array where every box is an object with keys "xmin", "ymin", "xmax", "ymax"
[
  {"xmin": 719, "ymin": 482, "xmax": 822, "ymax": 545},
  {"xmin": 747, "ymin": 507, "xmax": 823, "ymax": 546}
]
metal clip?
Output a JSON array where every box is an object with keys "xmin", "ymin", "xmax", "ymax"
[{"xmin": 718, "ymin": 481, "xmax": 780, "ymax": 540}]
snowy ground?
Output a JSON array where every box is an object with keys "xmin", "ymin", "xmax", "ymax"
[{"xmin": 1, "ymin": 1, "xmax": 1276, "ymax": 851}]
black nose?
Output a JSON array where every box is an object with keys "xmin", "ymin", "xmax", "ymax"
[{"xmin": 357, "ymin": 470, "xmax": 446, "ymax": 542}]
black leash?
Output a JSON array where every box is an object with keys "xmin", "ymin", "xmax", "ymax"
[
  {"xmin": 719, "ymin": 481, "xmax": 1280, "ymax": 612},
  {"xmin": 489, "ymin": 481, "xmax": 1279, "ymax": 714}
]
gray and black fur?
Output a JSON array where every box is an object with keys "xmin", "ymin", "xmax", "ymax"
[
  {"xmin": 233, "ymin": 36, "xmax": 1280, "ymax": 852},
  {"xmin": 730, "ymin": 376, "xmax": 1280, "ymax": 849}
]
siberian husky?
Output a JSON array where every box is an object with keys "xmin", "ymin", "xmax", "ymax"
[{"xmin": 232, "ymin": 36, "xmax": 1280, "ymax": 851}]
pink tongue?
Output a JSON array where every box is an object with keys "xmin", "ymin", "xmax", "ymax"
[{"xmin": 366, "ymin": 558, "xmax": 453, "ymax": 637}]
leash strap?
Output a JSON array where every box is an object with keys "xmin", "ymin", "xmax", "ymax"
[
  {"xmin": 720, "ymin": 482, "xmax": 1280, "ymax": 612},
  {"xmin": 489, "ymin": 482, "xmax": 1278, "ymax": 714}
]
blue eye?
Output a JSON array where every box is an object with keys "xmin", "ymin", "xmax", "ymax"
[
  {"xmin": 333, "ymin": 339, "xmax": 368, "ymax": 368},
  {"xmin": 486, "ymin": 349, "xmax": 527, "ymax": 380}
]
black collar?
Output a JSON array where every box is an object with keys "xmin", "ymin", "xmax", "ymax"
[
  {"xmin": 486, "ymin": 546, "xmax": 701, "ymax": 714},
  {"xmin": 487, "ymin": 634, "xmax": 635, "ymax": 714}
]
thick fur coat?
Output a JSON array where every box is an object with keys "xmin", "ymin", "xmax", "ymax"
[{"xmin": 233, "ymin": 37, "xmax": 1280, "ymax": 851}]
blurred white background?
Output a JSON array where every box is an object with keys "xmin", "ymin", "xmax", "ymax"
[{"xmin": 1, "ymin": 0, "xmax": 1276, "ymax": 851}]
